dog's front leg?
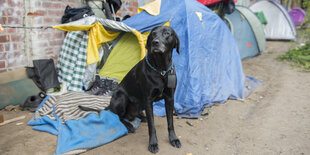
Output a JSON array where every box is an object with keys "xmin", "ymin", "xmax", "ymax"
[
  {"xmin": 145, "ymin": 100, "xmax": 159, "ymax": 153},
  {"xmin": 164, "ymin": 89, "xmax": 181, "ymax": 148}
]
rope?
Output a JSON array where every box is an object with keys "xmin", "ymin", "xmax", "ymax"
[{"xmin": 2, "ymin": 25, "xmax": 53, "ymax": 29}]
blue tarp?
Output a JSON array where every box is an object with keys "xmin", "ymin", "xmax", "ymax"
[
  {"xmin": 124, "ymin": 0, "xmax": 250, "ymax": 118},
  {"xmin": 28, "ymin": 96, "xmax": 128, "ymax": 155}
]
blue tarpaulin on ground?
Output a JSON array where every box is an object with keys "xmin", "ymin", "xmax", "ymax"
[
  {"xmin": 27, "ymin": 96, "xmax": 128, "ymax": 155},
  {"xmin": 124, "ymin": 0, "xmax": 250, "ymax": 118}
]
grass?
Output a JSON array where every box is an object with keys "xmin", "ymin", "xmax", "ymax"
[
  {"xmin": 297, "ymin": 28, "xmax": 310, "ymax": 39},
  {"xmin": 277, "ymin": 41, "xmax": 310, "ymax": 71}
]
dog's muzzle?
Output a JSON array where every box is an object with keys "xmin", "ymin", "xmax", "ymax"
[{"xmin": 151, "ymin": 39, "xmax": 166, "ymax": 53}]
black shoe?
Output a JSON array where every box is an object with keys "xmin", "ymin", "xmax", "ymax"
[
  {"xmin": 86, "ymin": 75, "xmax": 104, "ymax": 95},
  {"xmin": 20, "ymin": 92, "xmax": 46, "ymax": 112}
]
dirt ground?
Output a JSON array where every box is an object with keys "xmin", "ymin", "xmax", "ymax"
[{"xmin": 1, "ymin": 37, "xmax": 310, "ymax": 155}]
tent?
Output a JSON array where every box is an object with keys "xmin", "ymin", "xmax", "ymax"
[
  {"xmin": 289, "ymin": 7, "xmax": 306, "ymax": 26},
  {"xmin": 123, "ymin": 0, "xmax": 257, "ymax": 118},
  {"xmin": 249, "ymin": 0, "xmax": 297, "ymax": 41},
  {"xmin": 55, "ymin": 0, "xmax": 258, "ymax": 118},
  {"xmin": 235, "ymin": 0, "xmax": 250, "ymax": 6},
  {"xmin": 225, "ymin": 5, "xmax": 266, "ymax": 59}
]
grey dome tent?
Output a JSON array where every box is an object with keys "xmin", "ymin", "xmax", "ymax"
[
  {"xmin": 235, "ymin": 0, "xmax": 250, "ymax": 6},
  {"xmin": 225, "ymin": 6, "xmax": 266, "ymax": 59},
  {"xmin": 249, "ymin": 0, "xmax": 297, "ymax": 41}
]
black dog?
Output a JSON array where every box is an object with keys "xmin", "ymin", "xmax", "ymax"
[{"xmin": 108, "ymin": 26, "xmax": 181, "ymax": 153}]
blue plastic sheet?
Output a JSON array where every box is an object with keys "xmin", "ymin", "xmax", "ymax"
[
  {"xmin": 28, "ymin": 97, "xmax": 128, "ymax": 155},
  {"xmin": 124, "ymin": 0, "xmax": 257, "ymax": 118}
]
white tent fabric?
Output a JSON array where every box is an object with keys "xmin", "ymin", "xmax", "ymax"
[
  {"xmin": 249, "ymin": 0, "xmax": 296, "ymax": 41},
  {"xmin": 236, "ymin": 0, "xmax": 250, "ymax": 7}
]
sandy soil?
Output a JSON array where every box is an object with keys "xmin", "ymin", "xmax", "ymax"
[{"xmin": 1, "ymin": 38, "xmax": 310, "ymax": 155}]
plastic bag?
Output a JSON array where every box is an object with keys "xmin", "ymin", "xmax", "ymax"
[
  {"xmin": 26, "ymin": 59, "xmax": 60, "ymax": 92},
  {"xmin": 61, "ymin": 5, "xmax": 95, "ymax": 24}
]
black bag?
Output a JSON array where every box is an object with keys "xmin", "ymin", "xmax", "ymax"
[
  {"xmin": 26, "ymin": 59, "xmax": 60, "ymax": 92},
  {"xmin": 106, "ymin": 0, "xmax": 122, "ymax": 13},
  {"xmin": 224, "ymin": 0, "xmax": 235, "ymax": 14},
  {"xmin": 61, "ymin": 5, "xmax": 94, "ymax": 24}
]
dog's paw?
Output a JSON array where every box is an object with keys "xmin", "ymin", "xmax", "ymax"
[
  {"xmin": 121, "ymin": 120, "xmax": 135, "ymax": 133},
  {"xmin": 170, "ymin": 139, "xmax": 181, "ymax": 148},
  {"xmin": 140, "ymin": 116, "xmax": 147, "ymax": 122},
  {"xmin": 148, "ymin": 143, "xmax": 159, "ymax": 153},
  {"xmin": 127, "ymin": 126, "xmax": 135, "ymax": 133}
]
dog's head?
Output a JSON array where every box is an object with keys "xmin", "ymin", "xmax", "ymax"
[
  {"xmin": 145, "ymin": 26, "xmax": 180, "ymax": 71},
  {"xmin": 146, "ymin": 26, "xmax": 180, "ymax": 55}
]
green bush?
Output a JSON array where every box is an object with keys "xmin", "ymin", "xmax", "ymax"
[{"xmin": 278, "ymin": 42, "xmax": 310, "ymax": 71}]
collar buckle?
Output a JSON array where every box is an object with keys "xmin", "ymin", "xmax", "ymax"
[{"xmin": 160, "ymin": 71, "xmax": 166, "ymax": 76}]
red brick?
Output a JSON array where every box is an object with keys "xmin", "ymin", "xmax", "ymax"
[
  {"xmin": 8, "ymin": 0, "xmax": 17, "ymax": 7},
  {"xmin": 130, "ymin": 2, "xmax": 138, "ymax": 7},
  {"xmin": 1, "ymin": 17, "xmax": 7, "ymax": 24},
  {"xmin": 4, "ymin": 44, "xmax": 10, "ymax": 51},
  {"xmin": 42, "ymin": 2, "xmax": 52, "ymax": 8},
  {"xmin": 54, "ymin": 18, "xmax": 61, "ymax": 24},
  {"xmin": 8, "ymin": 0, "xmax": 23, "ymax": 7},
  {"xmin": 0, "ymin": 35, "xmax": 9, "ymax": 43},
  {"xmin": 11, "ymin": 35, "xmax": 23, "ymax": 42},
  {"xmin": 0, "ymin": 61, "xmax": 6, "ymax": 68},
  {"xmin": 8, "ymin": 17, "xmax": 22, "ymax": 25},
  {"xmin": 0, "ymin": 52, "xmax": 7, "ymax": 60},
  {"xmin": 7, "ymin": 28, "xmax": 16, "ymax": 33},
  {"xmin": 0, "ymin": 44, "xmax": 4, "ymax": 52},
  {"xmin": 128, "ymin": 7, "xmax": 134, "ymax": 12},
  {"xmin": 47, "ymin": 10, "xmax": 63, "ymax": 16},
  {"xmin": 54, "ymin": 32, "xmax": 64, "ymax": 39},
  {"xmin": 52, "ymin": 3, "xmax": 62, "ymax": 8},
  {"xmin": 4, "ymin": 8, "xmax": 14, "ymax": 16},
  {"xmin": 16, "ymin": 10, "xmax": 24, "ymax": 16},
  {"xmin": 42, "ymin": 33, "xmax": 52, "ymax": 39},
  {"xmin": 60, "ymin": 3, "xmax": 66, "ymax": 8},
  {"xmin": 49, "ymin": 40, "xmax": 63, "ymax": 46},
  {"xmin": 0, "ymin": 0, "xmax": 5, "ymax": 6},
  {"xmin": 4, "ymin": 43, "xmax": 21, "ymax": 52},
  {"xmin": 12, "ymin": 43, "xmax": 23, "ymax": 51},
  {"xmin": 43, "ymin": 17, "xmax": 53, "ymax": 23},
  {"xmin": 8, "ymin": 51, "xmax": 23, "ymax": 59}
]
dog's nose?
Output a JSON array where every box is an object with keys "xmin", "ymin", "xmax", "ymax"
[{"xmin": 152, "ymin": 40, "xmax": 160, "ymax": 46}]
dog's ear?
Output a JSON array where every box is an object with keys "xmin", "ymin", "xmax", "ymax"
[
  {"xmin": 173, "ymin": 31, "xmax": 180, "ymax": 54},
  {"xmin": 146, "ymin": 32, "xmax": 153, "ymax": 51}
]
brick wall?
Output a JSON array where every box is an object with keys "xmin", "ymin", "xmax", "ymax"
[
  {"xmin": 116, "ymin": 0, "xmax": 138, "ymax": 17},
  {"xmin": 0, "ymin": 0, "xmax": 139, "ymax": 74},
  {"xmin": 0, "ymin": 0, "xmax": 84, "ymax": 73}
]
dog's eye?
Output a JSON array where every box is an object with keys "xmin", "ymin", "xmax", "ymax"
[
  {"xmin": 163, "ymin": 32, "xmax": 170, "ymax": 36},
  {"xmin": 152, "ymin": 31, "xmax": 157, "ymax": 37}
]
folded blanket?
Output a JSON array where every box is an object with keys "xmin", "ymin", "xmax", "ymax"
[
  {"xmin": 28, "ymin": 92, "xmax": 129, "ymax": 155},
  {"xmin": 34, "ymin": 92, "xmax": 111, "ymax": 123}
]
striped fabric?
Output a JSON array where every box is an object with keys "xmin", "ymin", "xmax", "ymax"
[
  {"xmin": 34, "ymin": 92, "xmax": 111, "ymax": 123},
  {"xmin": 57, "ymin": 31, "xmax": 89, "ymax": 92}
]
